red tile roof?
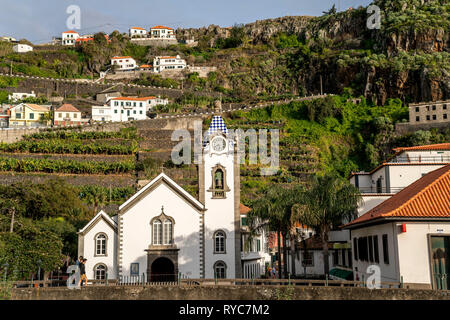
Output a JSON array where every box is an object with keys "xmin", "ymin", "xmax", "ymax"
[
  {"xmin": 240, "ymin": 203, "xmax": 251, "ymax": 215},
  {"xmin": 63, "ymin": 30, "xmax": 79, "ymax": 34},
  {"xmin": 151, "ymin": 25, "xmax": 173, "ymax": 30},
  {"xmin": 131, "ymin": 27, "xmax": 146, "ymax": 30},
  {"xmin": 56, "ymin": 104, "xmax": 80, "ymax": 113},
  {"xmin": 140, "ymin": 64, "xmax": 152, "ymax": 68},
  {"xmin": 111, "ymin": 56, "xmax": 133, "ymax": 60},
  {"xmin": 345, "ymin": 165, "xmax": 450, "ymax": 228},
  {"xmin": 393, "ymin": 143, "xmax": 450, "ymax": 153}
]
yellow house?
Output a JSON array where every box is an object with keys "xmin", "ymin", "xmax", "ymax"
[{"xmin": 9, "ymin": 103, "xmax": 51, "ymax": 127}]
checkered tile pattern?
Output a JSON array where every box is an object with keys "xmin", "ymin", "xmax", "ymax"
[{"xmin": 203, "ymin": 116, "xmax": 229, "ymax": 146}]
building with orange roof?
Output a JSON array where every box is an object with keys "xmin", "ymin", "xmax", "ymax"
[
  {"xmin": 153, "ymin": 55, "xmax": 186, "ymax": 73},
  {"xmin": 349, "ymin": 143, "xmax": 450, "ymax": 216},
  {"xmin": 54, "ymin": 104, "xmax": 83, "ymax": 127},
  {"xmin": 62, "ymin": 30, "xmax": 80, "ymax": 45},
  {"xmin": 344, "ymin": 165, "xmax": 450, "ymax": 289},
  {"xmin": 111, "ymin": 56, "xmax": 137, "ymax": 71},
  {"xmin": 150, "ymin": 25, "xmax": 176, "ymax": 39},
  {"xmin": 8, "ymin": 103, "xmax": 51, "ymax": 127},
  {"xmin": 129, "ymin": 27, "xmax": 148, "ymax": 38}
]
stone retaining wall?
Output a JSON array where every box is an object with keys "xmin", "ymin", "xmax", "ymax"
[{"xmin": 10, "ymin": 285, "xmax": 450, "ymax": 300}]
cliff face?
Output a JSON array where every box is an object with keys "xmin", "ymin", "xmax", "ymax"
[{"xmin": 176, "ymin": 1, "xmax": 449, "ymax": 104}]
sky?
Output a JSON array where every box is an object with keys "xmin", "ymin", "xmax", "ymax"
[{"xmin": 0, "ymin": 0, "xmax": 373, "ymax": 44}]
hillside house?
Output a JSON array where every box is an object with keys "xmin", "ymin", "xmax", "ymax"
[
  {"xmin": 111, "ymin": 56, "xmax": 137, "ymax": 71},
  {"xmin": 153, "ymin": 55, "xmax": 186, "ymax": 73},
  {"xmin": 130, "ymin": 27, "xmax": 148, "ymax": 38},
  {"xmin": 409, "ymin": 100, "xmax": 449, "ymax": 126},
  {"xmin": 150, "ymin": 26, "xmax": 176, "ymax": 39},
  {"xmin": 0, "ymin": 105, "xmax": 11, "ymax": 128},
  {"xmin": 8, "ymin": 103, "xmax": 51, "ymax": 127},
  {"xmin": 92, "ymin": 96, "xmax": 168, "ymax": 122},
  {"xmin": 8, "ymin": 91, "xmax": 36, "ymax": 102},
  {"xmin": 62, "ymin": 31, "xmax": 80, "ymax": 45},
  {"xmin": 349, "ymin": 143, "xmax": 450, "ymax": 215},
  {"xmin": 13, "ymin": 44, "xmax": 33, "ymax": 53},
  {"xmin": 54, "ymin": 104, "xmax": 84, "ymax": 127},
  {"xmin": 344, "ymin": 165, "xmax": 450, "ymax": 290}
]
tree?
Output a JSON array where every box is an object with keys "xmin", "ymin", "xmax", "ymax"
[
  {"xmin": 294, "ymin": 173, "xmax": 361, "ymax": 275},
  {"xmin": 323, "ymin": 4, "xmax": 337, "ymax": 15},
  {"xmin": 247, "ymin": 185, "xmax": 299, "ymax": 279},
  {"xmin": 83, "ymin": 185, "xmax": 108, "ymax": 217}
]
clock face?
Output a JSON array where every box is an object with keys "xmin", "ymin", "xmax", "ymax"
[{"xmin": 212, "ymin": 137, "xmax": 226, "ymax": 152}]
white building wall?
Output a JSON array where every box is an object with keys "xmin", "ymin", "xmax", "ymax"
[
  {"xmin": 120, "ymin": 183, "xmax": 201, "ymax": 279},
  {"xmin": 397, "ymin": 222, "xmax": 450, "ymax": 286},
  {"xmin": 351, "ymin": 223, "xmax": 399, "ymax": 283},
  {"xmin": 92, "ymin": 106, "xmax": 112, "ymax": 122},
  {"xmin": 13, "ymin": 44, "xmax": 33, "ymax": 53},
  {"xmin": 54, "ymin": 111, "xmax": 81, "ymax": 122},
  {"xmin": 388, "ymin": 165, "xmax": 445, "ymax": 191},
  {"xmin": 358, "ymin": 195, "xmax": 391, "ymax": 216},
  {"xmin": 81, "ymin": 218, "xmax": 117, "ymax": 280},
  {"xmin": 293, "ymin": 250, "xmax": 334, "ymax": 276},
  {"xmin": 111, "ymin": 57, "xmax": 137, "ymax": 71},
  {"xmin": 203, "ymin": 144, "xmax": 237, "ymax": 279}
]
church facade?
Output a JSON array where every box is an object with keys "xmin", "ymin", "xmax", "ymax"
[{"xmin": 78, "ymin": 116, "xmax": 269, "ymax": 281}]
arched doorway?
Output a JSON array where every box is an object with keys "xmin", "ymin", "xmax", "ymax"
[{"xmin": 151, "ymin": 257, "xmax": 176, "ymax": 282}]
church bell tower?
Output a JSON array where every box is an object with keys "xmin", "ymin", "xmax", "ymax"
[{"xmin": 199, "ymin": 115, "xmax": 241, "ymax": 279}]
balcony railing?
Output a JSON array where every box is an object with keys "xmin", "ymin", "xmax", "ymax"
[
  {"xmin": 356, "ymin": 187, "xmax": 405, "ymax": 194},
  {"xmin": 389, "ymin": 156, "xmax": 450, "ymax": 163}
]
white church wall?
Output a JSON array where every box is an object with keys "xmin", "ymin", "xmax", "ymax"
[
  {"xmin": 82, "ymin": 218, "xmax": 117, "ymax": 280},
  {"xmin": 120, "ymin": 182, "xmax": 202, "ymax": 279}
]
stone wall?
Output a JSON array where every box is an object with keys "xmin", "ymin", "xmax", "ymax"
[
  {"xmin": 130, "ymin": 38, "xmax": 178, "ymax": 47},
  {"xmin": 10, "ymin": 285, "xmax": 450, "ymax": 300},
  {"xmin": 395, "ymin": 121, "xmax": 450, "ymax": 134}
]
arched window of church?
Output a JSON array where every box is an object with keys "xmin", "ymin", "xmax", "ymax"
[
  {"xmin": 94, "ymin": 264, "xmax": 107, "ymax": 280},
  {"xmin": 214, "ymin": 230, "xmax": 226, "ymax": 253},
  {"xmin": 163, "ymin": 220, "xmax": 173, "ymax": 245},
  {"xmin": 214, "ymin": 169, "xmax": 224, "ymax": 190},
  {"xmin": 214, "ymin": 261, "xmax": 226, "ymax": 279},
  {"xmin": 95, "ymin": 233, "xmax": 107, "ymax": 256},
  {"xmin": 153, "ymin": 220, "xmax": 162, "ymax": 245}
]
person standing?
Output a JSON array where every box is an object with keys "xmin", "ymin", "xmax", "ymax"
[{"xmin": 78, "ymin": 259, "xmax": 88, "ymax": 287}]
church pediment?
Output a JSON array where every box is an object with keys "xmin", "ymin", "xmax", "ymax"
[{"xmin": 119, "ymin": 172, "xmax": 205, "ymax": 214}]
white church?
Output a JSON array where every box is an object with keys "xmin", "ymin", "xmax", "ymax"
[{"xmin": 78, "ymin": 116, "xmax": 270, "ymax": 282}]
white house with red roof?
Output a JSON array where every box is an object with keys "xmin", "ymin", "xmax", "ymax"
[
  {"xmin": 129, "ymin": 27, "xmax": 148, "ymax": 38},
  {"xmin": 54, "ymin": 104, "xmax": 83, "ymax": 126},
  {"xmin": 344, "ymin": 165, "xmax": 450, "ymax": 289},
  {"xmin": 153, "ymin": 55, "xmax": 186, "ymax": 73},
  {"xmin": 62, "ymin": 30, "xmax": 80, "ymax": 45},
  {"xmin": 111, "ymin": 56, "xmax": 137, "ymax": 71},
  {"xmin": 150, "ymin": 25, "xmax": 176, "ymax": 39},
  {"xmin": 349, "ymin": 143, "xmax": 450, "ymax": 216}
]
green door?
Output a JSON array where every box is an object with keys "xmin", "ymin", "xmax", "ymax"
[{"xmin": 431, "ymin": 236, "xmax": 450, "ymax": 290}]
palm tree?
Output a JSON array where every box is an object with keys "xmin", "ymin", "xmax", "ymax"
[
  {"xmin": 247, "ymin": 185, "xmax": 299, "ymax": 279},
  {"xmin": 84, "ymin": 186, "xmax": 107, "ymax": 217},
  {"xmin": 294, "ymin": 173, "xmax": 362, "ymax": 275}
]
